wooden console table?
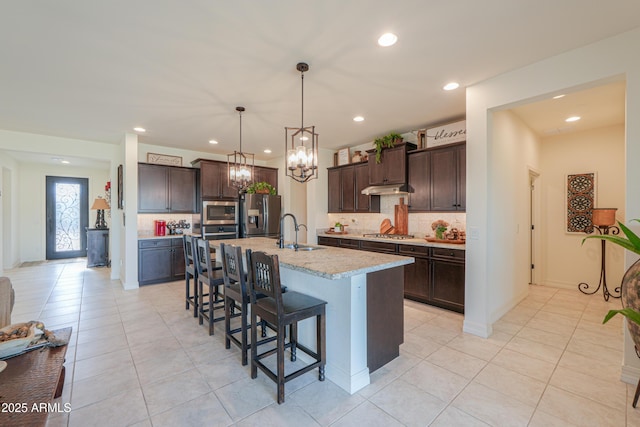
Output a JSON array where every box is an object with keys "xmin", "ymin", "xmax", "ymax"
[{"xmin": 0, "ymin": 327, "xmax": 72, "ymax": 427}]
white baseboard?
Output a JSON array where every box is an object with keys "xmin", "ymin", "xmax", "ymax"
[
  {"xmin": 463, "ymin": 320, "xmax": 492, "ymax": 338},
  {"xmin": 622, "ymin": 364, "xmax": 640, "ymax": 385}
]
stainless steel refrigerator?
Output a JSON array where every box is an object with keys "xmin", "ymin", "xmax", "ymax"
[{"xmin": 240, "ymin": 194, "xmax": 282, "ymax": 238}]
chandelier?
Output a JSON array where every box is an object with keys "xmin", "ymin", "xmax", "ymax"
[
  {"xmin": 285, "ymin": 62, "xmax": 319, "ymax": 183},
  {"xmin": 227, "ymin": 106, "xmax": 254, "ymax": 190}
]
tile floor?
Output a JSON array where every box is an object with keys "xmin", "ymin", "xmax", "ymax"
[{"xmin": 5, "ymin": 259, "xmax": 640, "ymax": 426}]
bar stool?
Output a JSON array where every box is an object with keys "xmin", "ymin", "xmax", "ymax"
[
  {"xmin": 183, "ymin": 235, "xmax": 198, "ymax": 317},
  {"xmin": 220, "ymin": 243, "xmax": 273, "ymax": 365},
  {"xmin": 247, "ymin": 249, "xmax": 327, "ymax": 404},
  {"xmin": 194, "ymin": 238, "xmax": 225, "ymax": 335}
]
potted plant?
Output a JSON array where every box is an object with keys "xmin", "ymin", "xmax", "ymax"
[
  {"xmin": 246, "ymin": 181, "xmax": 277, "ymax": 195},
  {"xmin": 373, "ymin": 132, "xmax": 403, "ymax": 164}
]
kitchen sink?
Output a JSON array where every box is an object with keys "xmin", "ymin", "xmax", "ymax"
[{"xmin": 282, "ymin": 244, "xmax": 325, "ymax": 251}]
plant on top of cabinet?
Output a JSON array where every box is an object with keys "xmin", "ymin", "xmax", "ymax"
[
  {"xmin": 245, "ymin": 181, "xmax": 277, "ymax": 195},
  {"xmin": 373, "ymin": 132, "xmax": 403, "ymax": 163}
]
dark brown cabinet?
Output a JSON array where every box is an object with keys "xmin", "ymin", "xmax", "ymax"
[
  {"xmin": 197, "ymin": 160, "xmax": 238, "ymax": 200},
  {"xmin": 366, "ymin": 143, "xmax": 416, "ymax": 185},
  {"xmin": 254, "ymin": 166, "xmax": 278, "ymax": 190},
  {"xmin": 138, "ymin": 163, "xmax": 198, "ymax": 213},
  {"xmin": 430, "ymin": 143, "xmax": 466, "ymax": 211},
  {"xmin": 398, "ymin": 244, "xmax": 429, "ymax": 301},
  {"xmin": 430, "ymin": 248, "xmax": 465, "ymax": 312},
  {"xmin": 138, "ymin": 238, "xmax": 185, "ymax": 285},
  {"xmin": 407, "ymin": 143, "xmax": 465, "ymax": 212},
  {"xmin": 327, "ymin": 163, "xmax": 380, "ymax": 213}
]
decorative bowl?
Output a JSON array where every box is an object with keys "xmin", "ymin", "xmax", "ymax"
[{"xmin": 0, "ymin": 323, "xmax": 41, "ymax": 358}]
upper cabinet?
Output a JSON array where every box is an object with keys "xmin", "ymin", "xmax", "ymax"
[
  {"xmin": 328, "ymin": 162, "xmax": 380, "ymax": 213},
  {"xmin": 366, "ymin": 142, "xmax": 416, "ymax": 185},
  {"xmin": 408, "ymin": 143, "xmax": 466, "ymax": 212},
  {"xmin": 192, "ymin": 159, "xmax": 279, "ymax": 200},
  {"xmin": 197, "ymin": 160, "xmax": 238, "ymax": 199},
  {"xmin": 138, "ymin": 163, "xmax": 198, "ymax": 213}
]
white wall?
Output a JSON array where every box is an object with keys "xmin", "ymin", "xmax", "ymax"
[
  {"xmin": 540, "ymin": 124, "xmax": 626, "ymax": 289},
  {"xmin": 466, "ymin": 28, "xmax": 640, "ymax": 380},
  {"xmin": 17, "ymin": 162, "xmax": 109, "ymax": 262},
  {"xmin": 0, "ymin": 154, "xmax": 20, "ymax": 271}
]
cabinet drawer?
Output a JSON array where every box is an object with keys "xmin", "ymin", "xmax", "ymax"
[
  {"xmin": 431, "ymin": 247, "xmax": 465, "ymax": 260},
  {"xmin": 360, "ymin": 240, "xmax": 396, "ymax": 253},
  {"xmin": 318, "ymin": 236, "xmax": 340, "ymax": 247},
  {"xmin": 398, "ymin": 244, "xmax": 430, "ymax": 258},
  {"xmin": 139, "ymin": 238, "xmax": 172, "ymax": 249},
  {"xmin": 339, "ymin": 238, "xmax": 360, "ymax": 249}
]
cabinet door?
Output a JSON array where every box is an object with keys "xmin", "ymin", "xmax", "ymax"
[
  {"xmin": 172, "ymin": 239, "xmax": 186, "ymax": 280},
  {"xmin": 169, "ymin": 168, "xmax": 197, "ymax": 212},
  {"xmin": 408, "ymin": 151, "xmax": 431, "ymax": 211},
  {"xmin": 341, "ymin": 166, "xmax": 355, "ymax": 212},
  {"xmin": 254, "ymin": 166, "xmax": 278, "ymax": 190},
  {"xmin": 354, "ymin": 163, "xmax": 375, "ymax": 212},
  {"xmin": 430, "ymin": 259, "xmax": 465, "ymax": 312},
  {"xmin": 200, "ymin": 161, "xmax": 220, "ymax": 199},
  {"xmin": 317, "ymin": 236, "xmax": 339, "ymax": 247},
  {"xmin": 327, "ymin": 168, "xmax": 341, "ymax": 213},
  {"xmin": 404, "ymin": 257, "xmax": 430, "ymax": 302},
  {"xmin": 139, "ymin": 247, "xmax": 173, "ymax": 285},
  {"xmin": 138, "ymin": 164, "xmax": 168, "ymax": 212},
  {"xmin": 430, "ymin": 147, "xmax": 458, "ymax": 211},
  {"xmin": 457, "ymin": 145, "xmax": 466, "ymax": 211},
  {"xmin": 368, "ymin": 155, "xmax": 386, "ymax": 185},
  {"xmin": 381, "ymin": 146, "xmax": 406, "ymax": 184},
  {"xmin": 219, "ymin": 162, "xmax": 239, "ymax": 199}
]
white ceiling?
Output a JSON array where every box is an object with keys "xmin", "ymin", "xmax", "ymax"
[{"xmin": 0, "ymin": 1, "xmax": 638, "ymax": 162}]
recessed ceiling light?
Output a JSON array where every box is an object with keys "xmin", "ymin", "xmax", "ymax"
[
  {"xmin": 553, "ymin": 94, "xmax": 565, "ymax": 99},
  {"xmin": 209, "ymin": 140, "xmax": 219, "ymax": 145},
  {"xmin": 377, "ymin": 33, "xmax": 397, "ymax": 47},
  {"xmin": 264, "ymin": 149, "xmax": 272, "ymax": 154},
  {"xmin": 133, "ymin": 127, "xmax": 146, "ymax": 133},
  {"xmin": 61, "ymin": 160, "xmax": 70, "ymax": 164},
  {"xmin": 353, "ymin": 116, "xmax": 365, "ymax": 122},
  {"xmin": 443, "ymin": 82, "xmax": 459, "ymax": 91},
  {"xmin": 565, "ymin": 116, "xmax": 581, "ymax": 122}
]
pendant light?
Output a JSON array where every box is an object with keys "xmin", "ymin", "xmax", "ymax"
[
  {"xmin": 227, "ymin": 106, "xmax": 254, "ymax": 190},
  {"xmin": 285, "ymin": 62, "xmax": 319, "ymax": 183}
]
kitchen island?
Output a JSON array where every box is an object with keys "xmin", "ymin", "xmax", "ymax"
[{"xmin": 213, "ymin": 237, "xmax": 414, "ymax": 394}]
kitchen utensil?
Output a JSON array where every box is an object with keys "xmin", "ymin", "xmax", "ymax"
[
  {"xmin": 394, "ymin": 197, "xmax": 409, "ymax": 235},
  {"xmin": 380, "ymin": 218, "xmax": 395, "ymax": 234}
]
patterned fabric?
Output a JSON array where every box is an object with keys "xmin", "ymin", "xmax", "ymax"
[
  {"xmin": 622, "ymin": 259, "xmax": 640, "ymax": 349},
  {"xmin": 567, "ymin": 173, "xmax": 595, "ymax": 233}
]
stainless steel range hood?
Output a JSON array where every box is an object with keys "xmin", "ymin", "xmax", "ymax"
[{"xmin": 361, "ymin": 184, "xmax": 409, "ymax": 196}]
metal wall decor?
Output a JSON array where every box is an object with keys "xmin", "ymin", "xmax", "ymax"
[
  {"xmin": 566, "ymin": 173, "xmax": 595, "ymax": 233},
  {"xmin": 285, "ymin": 62, "xmax": 319, "ymax": 183},
  {"xmin": 227, "ymin": 106, "xmax": 254, "ymax": 190}
]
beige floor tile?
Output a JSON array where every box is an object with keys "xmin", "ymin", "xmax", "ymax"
[
  {"xmin": 72, "ymin": 348, "xmax": 133, "ymax": 382},
  {"xmin": 452, "ymin": 382, "xmax": 535, "ymax": 427},
  {"xmin": 289, "ymin": 379, "xmax": 365, "ymax": 426},
  {"xmin": 71, "ymin": 363, "xmax": 140, "ymax": 409},
  {"xmin": 525, "ymin": 316, "xmax": 576, "ymax": 337},
  {"xmin": 528, "ymin": 409, "xmax": 581, "ymax": 427},
  {"xmin": 445, "ymin": 334, "xmax": 502, "ymax": 361},
  {"xmin": 142, "ymin": 368, "xmax": 211, "ymax": 416},
  {"xmin": 474, "ymin": 363, "xmax": 546, "ymax": 406},
  {"xmin": 409, "ymin": 322, "xmax": 459, "ymax": 346},
  {"xmin": 571, "ymin": 326, "xmax": 623, "ymax": 351},
  {"xmin": 78, "ymin": 312, "xmax": 123, "ymax": 331},
  {"xmin": 558, "ymin": 349, "xmax": 622, "ymax": 382},
  {"xmin": 357, "ymin": 352, "xmax": 422, "ymax": 399},
  {"xmin": 430, "ymin": 406, "xmax": 490, "ymax": 426},
  {"xmin": 426, "ymin": 346, "xmax": 487, "ymax": 379},
  {"xmin": 68, "ymin": 387, "xmax": 148, "ymax": 427},
  {"xmin": 215, "ymin": 376, "xmax": 288, "ymax": 421},
  {"xmin": 369, "ymin": 379, "xmax": 446, "ymax": 426},
  {"xmin": 135, "ymin": 347, "xmax": 195, "ymax": 385},
  {"xmin": 504, "ymin": 336, "xmax": 564, "ymax": 364},
  {"xmin": 331, "ymin": 401, "xmax": 404, "ymax": 427},
  {"xmin": 537, "ymin": 385, "xmax": 625, "ymax": 427},
  {"xmin": 491, "ymin": 348, "xmax": 556, "ymax": 383},
  {"xmin": 400, "ymin": 330, "xmax": 443, "ymax": 358},
  {"xmin": 492, "ymin": 318, "xmax": 524, "ymax": 335},
  {"xmin": 236, "ymin": 401, "xmax": 321, "ymax": 427},
  {"xmin": 76, "ymin": 322, "xmax": 124, "ymax": 345},
  {"xmin": 74, "ymin": 332, "xmax": 129, "ymax": 361},
  {"xmin": 515, "ymin": 325, "xmax": 571, "ymax": 349},
  {"xmin": 400, "ymin": 360, "xmax": 469, "ymax": 403},
  {"xmin": 549, "ymin": 365, "xmax": 627, "ymax": 410}
]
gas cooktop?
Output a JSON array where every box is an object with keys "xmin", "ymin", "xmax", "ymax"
[{"xmin": 362, "ymin": 233, "xmax": 415, "ymax": 240}]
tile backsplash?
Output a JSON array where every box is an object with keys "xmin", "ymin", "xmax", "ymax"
[
  {"xmin": 326, "ymin": 195, "xmax": 465, "ymax": 238},
  {"xmin": 138, "ymin": 213, "xmax": 198, "ymax": 236}
]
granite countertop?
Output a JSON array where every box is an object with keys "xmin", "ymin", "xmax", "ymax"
[
  {"xmin": 210, "ymin": 237, "xmax": 414, "ymax": 280},
  {"xmin": 316, "ymin": 231, "xmax": 466, "ymax": 250},
  {"xmin": 138, "ymin": 232, "xmax": 197, "ymax": 240}
]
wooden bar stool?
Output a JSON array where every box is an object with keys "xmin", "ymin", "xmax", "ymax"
[
  {"xmin": 247, "ymin": 249, "xmax": 327, "ymax": 404},
  {"xmin": 194, "ymin": 238, "xmax": 225, "ymax": 335},
  {"xmin": 220, "ymin": 243, "xmax": 273, "ymax": 365},
  {"xmin": 183, "ymin": 235, "xmax": 198, "ymax": 317}
]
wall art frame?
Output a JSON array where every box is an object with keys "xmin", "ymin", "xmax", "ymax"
[
  {"xmin": 146, "ymin": 152, "xmax": 183, "ymax": 166},
  {"xmin": 566, "ymin": 172, "xmax": 597, "ymax": 233},
  {"xmin": 117, "ymin": 164, "xmax": 124, "ymax": 210}
]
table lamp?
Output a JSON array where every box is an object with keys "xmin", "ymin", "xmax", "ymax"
[{"xmin": 91, "ymin": 197, "xmax": 110, "ymax": 229}]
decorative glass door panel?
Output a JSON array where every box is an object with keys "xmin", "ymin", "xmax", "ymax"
[{"xmin": 46, "ymin": 176, "xmax": 88, "ymax": 260}]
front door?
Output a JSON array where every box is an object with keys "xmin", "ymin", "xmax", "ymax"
[{"xmin": 45, "ymin": 176, "xmax": 89, "ymax": 260}]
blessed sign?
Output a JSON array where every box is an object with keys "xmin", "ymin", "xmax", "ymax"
[{"xmin": 426, "ymin": 120, "xmax": 466, "ymax": 148}]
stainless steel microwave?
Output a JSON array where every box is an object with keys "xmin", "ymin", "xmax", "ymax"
[{"xmin": 202, "ymin": 200, "xmax": 238, "ymax": 225}]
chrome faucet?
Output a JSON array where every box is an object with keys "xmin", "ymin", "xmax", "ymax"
[{"xmin": 278, "ymin": 213, "xmax": 298, "ymax": 249}]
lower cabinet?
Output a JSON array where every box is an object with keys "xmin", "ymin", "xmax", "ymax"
[
  {"xmin": 87, "ymin": 228, "xmax": 109, "ymax": 267},
  {"xmin": 317, "ymin": 236, "xmax": 465, "ymax": 313},
  {"xmin": 138, "ymin": 238, "xmax": 185, "ymax": 285}
]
